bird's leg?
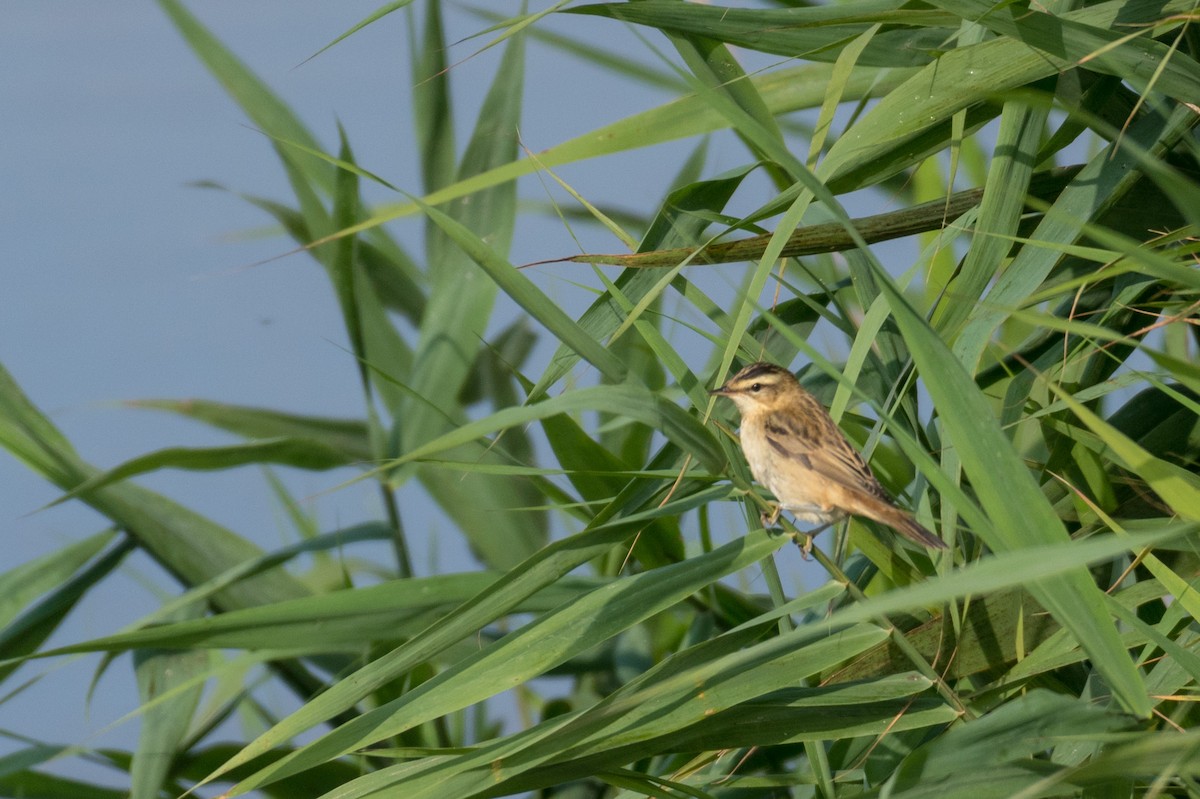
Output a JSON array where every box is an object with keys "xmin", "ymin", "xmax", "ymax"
[{"xmin": 760, "ymin": 504, "xmax": 781, "ymax": 529}]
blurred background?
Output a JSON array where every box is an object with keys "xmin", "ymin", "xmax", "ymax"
[{"xmin": 2, "ymin": 2, "xmax": 840, "ymax": 786}]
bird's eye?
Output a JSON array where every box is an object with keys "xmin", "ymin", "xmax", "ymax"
[{"xmin": 750, "ymin": 383, "xmax": 762, "ymax": 392}]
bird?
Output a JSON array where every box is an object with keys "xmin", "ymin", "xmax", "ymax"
[{"xmin": 709, "ymin": 361, "xmax": 946, "ymax": 551}]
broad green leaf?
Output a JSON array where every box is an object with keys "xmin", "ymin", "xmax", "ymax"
[
  {"xmin": 129, "ymin": 399, "xmax": 372, "ymax": 461},
  {"xmin": 385, "ymin": 382, "xmax": 724, "ymax": 476},
  {"xmin": 327, "ymin": 625, "xmax": 904, "ymax": 798},
  {"xmin": 191, "ymin": 485, "xmax": 729, "ymax": 793},
  {"xmin": 130, "ymin": 604, "xmax": 207, "ymax": 799},
  {"xmin": 412, "ymin": 194, "xmax": 628, "ymax": 383},
  {"xmin": 0, "ymin": 538, "xmax": 132, "ymax": 683},
  {"xmin": 564, "ymin": 1, "xmax": 954, "ymax": 67},
  {"xmin": 6, "ymin": 523, "xmax": 395, "ymax": 671},
  {"xmin": 29, "ymin": 572, "xmax": 601, "ymax": 657},
  {"xmin": 0, "ymin": 770, "xmax": 127, "ymax": 799},
  {"xmin": 45, "ymin": 438, "xmax": 353, "ymax": 510},
  {"xmin": 228, "ymin": 527, "xmax": 788, "ymax": 795},
  {"xmin": 891, "ymin": 690, "xmax": 1137, "ymax": 791},
  {"xmin": 314, "ymin": 525, "xmax": 1187, "ymax": 798},
  {"xmin": 0, "ymin": 530, "xmax": 115, "ymax": 629}
]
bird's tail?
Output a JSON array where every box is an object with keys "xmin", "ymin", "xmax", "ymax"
[{"xmin": 871, "ymin": 503, "xmax": 947, "ymax": 549}]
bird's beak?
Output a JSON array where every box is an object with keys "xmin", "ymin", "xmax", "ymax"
[{"xmin": 709, "ymin": 384, "xmax": 731, "ymax": 396}]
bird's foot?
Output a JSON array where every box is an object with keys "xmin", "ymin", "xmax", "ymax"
[
  {"xmin": 793, "ymin": 522, "xmax": 831, "ymax": 560},
  {"xmin": 760, "ymin": 505, "xmax": 781, "ymax": 529}
]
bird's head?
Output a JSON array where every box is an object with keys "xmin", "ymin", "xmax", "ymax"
[{"xmin": 709, "ymin": 362, "xmax": 800, "ymax": 414}]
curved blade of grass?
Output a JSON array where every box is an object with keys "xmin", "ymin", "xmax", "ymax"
[
  {"xmin": 564, "ymin": 1, "xmax": 954, "ymax": 67},
  {"xmin": 381, "ymin": 382, "xmax": 723, "ymax": 476},
  {"xmin": 517, "ymin": 700, "xmax": 956, "ymax": 796},
  {"xmin": 538, "ymin": 628, "xmax": 898, "ymax": 765},
  {"xmin": 128, "ymin": 399, "xmax": 372, "ymax": 460},
  {"xmin": 43, "ymin": 438, "xmax": 353, "ymax": 511},
  {"xmin": 669, "ymin": 31, "xmax": 787, "ymax": 180},
  {"xmin": 31, "ymin": 572, "xmax": 601, "ymax": 657},
  {"xmin": 809, "ymin": 22, "xmax": 880, "ymax": 167},
  {"xmin": 539, "ymin": 410, "xmax": 688, "ymax": 567},
  {"xmin": 528, "ymin": 162, "xmax": 757, "ymax": 399},
  {"xmin": 411, "ymin": 193, "xmax": 627, "ymax": 381},
  {"xmin": 156, "ymin": 0, "xmax": 335, "ymax": 194},
  {"xmin": 466, "ymin": 4, "xmax": 687, "ymax": 93},
  {"xmin": 3, "ymin": 524, "xmax": 393, "ymax": 670},
  {"xmin": 300, "ymin": 0, "xmax": 416, "ymax": 65}
]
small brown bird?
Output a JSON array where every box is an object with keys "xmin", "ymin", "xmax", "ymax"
[{"xmin": 710, "ymin": 362, "xmax": 946, "ymax": 550}]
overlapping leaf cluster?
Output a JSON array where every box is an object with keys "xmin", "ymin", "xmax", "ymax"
[{"xmin": 2, "ymin": 1, "xmax": 1198, "ymax": 797}]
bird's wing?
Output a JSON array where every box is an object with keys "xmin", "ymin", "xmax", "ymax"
[{"xmin": 765, "ymin": 411, "xmax": 890, "ymax": 501}]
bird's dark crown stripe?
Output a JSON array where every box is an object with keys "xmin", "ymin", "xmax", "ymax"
[{"xmin": 737, "ymin": 362, "xmax": 789, "ymax": 382}]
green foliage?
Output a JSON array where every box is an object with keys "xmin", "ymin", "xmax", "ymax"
[{"xmin": 3, "ymin": 1, "xmax": 1199, "ymax": 797}]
